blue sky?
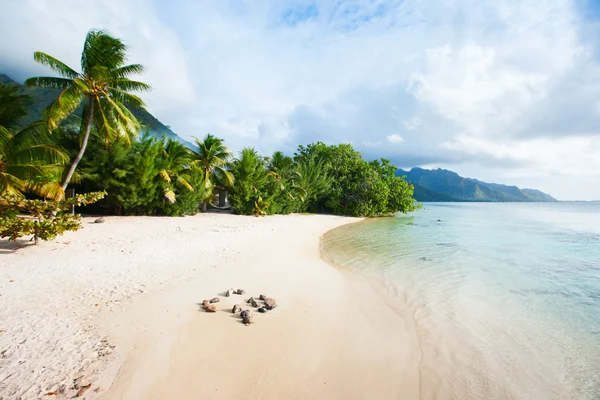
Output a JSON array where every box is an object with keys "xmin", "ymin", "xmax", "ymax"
[{"xmin": 1, "ymin": 0, "xmax": 600, "ymax": 200}]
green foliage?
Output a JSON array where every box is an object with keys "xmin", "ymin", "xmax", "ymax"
[
  {"xmin": 79, "ymin": 134, "xmax": 209, "ymax": 216},
  {"xmin": 228, "ymin": 142, "xmax": 416, "ymax": 217},
  {"xmin": 189, "ymin": 133, "xmax": 234, "ymax": 211},
  {"xmin": 0, "ymin": 83, "xmax": 67, "ymax": 199},
  {"xmin": 295, "ymin": 158, "xmax": 332, "ymax": 212},
  {"xmin": 0, "ymin": 191, "xmax": 105, "ymax": 242},
  {"xmin": 229, "ymin": 148, "xmax": 273, "ymax": 216},
  {"xmin": 294, "ymin": 142, "xmax": 418, "ymax": 217},
  {"xmin": 26, "ymin": 29, "xmax": 150, "ymax": 190},
  {"xmin": 158, "ymin": 138, "xmax": 193, "ymax": 203}
]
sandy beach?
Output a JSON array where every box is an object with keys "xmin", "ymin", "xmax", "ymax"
[{"xmin": 0, "ymin": 213, "xmax": 419, "ymax": 399}]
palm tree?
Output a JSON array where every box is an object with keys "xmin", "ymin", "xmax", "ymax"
[
  {"xmin": 295, "ymin": 158, "xmax": 331, "ymax": 212},
  {"xmin": 0, "ymin": 84, "xmax": 67, "ymax": 199},
  {"xmin": 25, "ymin": 29, "xmax": 150, "ymax": 191},
  {"xmin": 189, "ymin": 134, "xmax": 234, "ymax": 211},
  {"xmin": 158, "ymin": 138, "xmax": 193, "ymax": 203},
  {"xmin": 229, "ymin": 148, "xmax": 271, "ymax": 215},
  {"xmin": 267, "ymin": 151, "xmax": 304, "ymax": 201}
]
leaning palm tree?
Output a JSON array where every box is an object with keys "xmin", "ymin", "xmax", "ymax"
[
  {"xmin": 25, "ymin": 29, "xmax": 150, "ymax": 191},
  {"xmin": 189, "ymin": 134, "xmax": 234, "ymax": 211},
  {"xmin": 0, "ymin": 84, "xmax": 67, "ymax": 199}
]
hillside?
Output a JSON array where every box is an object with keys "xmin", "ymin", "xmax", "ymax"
[
  {"xmin": 397, "ymin": 167, "xmax": 557, "ymax": 202},
  {"xmin": 0, "ymin": 74, "xmax": 194, "ymax": 148}
]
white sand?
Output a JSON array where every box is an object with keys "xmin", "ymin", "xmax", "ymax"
[{"xmin": 0, "ymin": 213, "xmax": 419, "ymax": 399}]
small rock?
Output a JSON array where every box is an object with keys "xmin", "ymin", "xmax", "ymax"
[
  {"xmin": 251, "ymin": 299, "xmax": 259, "ymax": 308},
  {"xmin": 210, "ymin": 297, "xmax": 220, "ymax": 303},
  {"xmin": 235, "ymin": 289, "xmax": 245, "ymax": 295},
  {"xmin": 225, "ymin": 289, "xmax": 234, "ymax": 297},
  {"xmin": 246, "ymin": 297, "xmax": 254, "ymax": 304},
  {"xmin": 258, "ymin": 307, "xmax": 267, "ymax": 313},
  {"xmin": 259, "ymin": 294, "xmax": 266, "ymax": 300},
  {"xmin": 202, "ymin": 300, "xmax": 210, "ymax": 308},
  {"xmin": 94, "ymin": 217, "xmax": 105, "ymax": 224},
  {"xmin": 204, "ymin": 304, "xmax": 217, "ymax": 312},
  {"xmin": 264, "ymin": 298, "xmax": 277, "ymax": 310},
  {"xmin": 232, "ymin": 305, "xmax": 242, "ymax": 314},
  {"xmin": 240, "ymin": 310, "xmax": 253, "ymax": 325}
]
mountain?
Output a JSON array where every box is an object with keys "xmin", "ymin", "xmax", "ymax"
[
  {"xmin": 396, "ymin": 167, "xmax": 557, "ymax": 202},
  {"xmin": 0, "ymin": 74, "xmax": 194, "ymax": 148},
  {"xmin": 411, "ymin": 183, "xmax": 460, "ymax": 202}
]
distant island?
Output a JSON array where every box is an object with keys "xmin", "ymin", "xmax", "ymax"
[{"xmin": 397, "ymin": 167, "xmax": 557, "ymax": 202}]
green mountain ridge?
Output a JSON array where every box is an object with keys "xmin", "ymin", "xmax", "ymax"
[
  {"xmin": 397, "ymin": 167, "xmax": 557, "ymax": 202},
  {"xmin": 0, "ymin": 73, "xmax": 194, "ymax": 148}
]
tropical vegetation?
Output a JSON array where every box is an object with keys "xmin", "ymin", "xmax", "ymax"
[
  {"xmin": 25, "ymin": 29, "xmax": 151, "ymax": 191},
  {"xmin": 0, "ymin": 28, "xmax": 418, "ymax": 243}
]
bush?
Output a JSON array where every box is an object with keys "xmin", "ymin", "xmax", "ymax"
[
  {"xmin": 0, "ymin": 191, "xmax": 106, "ymax": 243},
  {"xmin": 294, "ymin": 142, "xmax": 418, "ymax": 216}
]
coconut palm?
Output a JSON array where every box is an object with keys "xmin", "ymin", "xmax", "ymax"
[
  {"xmin": 25, "ymin": 29, "xmax": 150, "ymax": 191},
  {"xmin": 267, "ymin": 151, "xmax": 305, "ymax": 201},
  {"xmin": 158, "ymin": 138, "xmax": 193, "ymax": 203},
  {"xmin": 189, "ymin": 133, "xmax": 234, "ymax": 211},
  {"xmin": 295, "ymin": 158, "xmax": 332, "ymax": 212},
  {"xmin": 229, "ymin": 148, "xmax": 271, "ymax": 215},
  {"xmin": 0, "ymin": 84, "xmax": 67, "ymax": 199}
]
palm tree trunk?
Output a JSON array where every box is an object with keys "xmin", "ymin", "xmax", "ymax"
[
  {"xmin": 61, "ymin": 98, "xmax": 94, "ymax": 192},
  {"xmin": 202, "ymin": 199, "xmax": 207, "ymax": 212}
]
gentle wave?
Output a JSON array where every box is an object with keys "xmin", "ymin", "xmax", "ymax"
[{"xmin": 322, "ymin": 203, "xmax": 600, "ymax": 400}]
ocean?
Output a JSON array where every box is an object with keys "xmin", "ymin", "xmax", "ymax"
[{"xmin": 322, "ymin": 202, "xmax": 600, "ymax": 399}]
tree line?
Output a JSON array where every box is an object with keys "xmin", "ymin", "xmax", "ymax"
[{"xmin": 0, "ymin": 29, "xmax": 417, "ymax": 241}]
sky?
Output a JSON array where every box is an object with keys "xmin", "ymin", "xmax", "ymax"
[{"xmin": 1, "ymin": 0, "xmax": 600, "ymax": 200}]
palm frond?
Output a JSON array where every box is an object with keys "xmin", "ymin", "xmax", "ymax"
[
  {"xmin": 107, "ymin": 78, "xmax": 151, "ymax": 93},
  {"xmin": 93, "ymin": 97, "xmax": 117, "ymax": 143},
  {"xmin": 26, "ymin": 180, "xmax": 65, "ymax": 200},
  {"xmin": 31, "ymin": 52, "xmax": 79, "ymax": 79},
  {"xmin": 163, "ymin": 188, "xmax": 176, "ymax": 203},
  {"xmin": 176, "ymin": 175, "xmax": 194, "ymax": 192},
  {"xmin": 24, "ymin": 77, "xmax": 73, "ymax": 89},
  {"xmin": 216, "ymin": 167, "xmax": 235, "ymax": 187},
  {"xmin": 102, "ymin": 96, "xmax": 140, "ymax": 143},
  {"xmin": 107, "ymin": 88, "xmax": 145, "ymax": 108},
  {"xmin": 112, "ymin": 64, "xmax": 145, "ymax": 78},
  {"xmin": 0, "ymin": 172, "xmax": 26, "ymax": 198},
  {"xmin": 159, "ymin": 169, "xmax": 171, "ymax": 183},
  {"xmin": 81, "ymin": 29, "xmax": 127, "ymax": 73},
  {"xmin": 44, "ymin": 87, "xmax": 85, "ymax": 131}
]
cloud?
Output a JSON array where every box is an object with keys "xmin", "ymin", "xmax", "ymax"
[
  {"xmin": 387, "ymin": 134, "xmax": 404, "ymax": 144},
  {"xmin": 1, "ymin": 0, "xmax": 600, "ymax": 199}
]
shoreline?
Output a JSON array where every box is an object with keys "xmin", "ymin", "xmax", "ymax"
[{"xmin": 0, "ymin": 213, "xmax": 419, "ymax": 399}]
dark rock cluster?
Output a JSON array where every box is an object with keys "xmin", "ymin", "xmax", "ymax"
[{"xmin": 200, "ymin": 289, "xmax": 278, "ymax": 326}]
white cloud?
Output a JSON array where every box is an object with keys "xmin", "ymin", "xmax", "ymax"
[
  {"xmin": 387, "ymin": 134, "xmax": 404, "ymax": 144},
  {"xmin": 1, "ymin": 0, "xmax": 600, "ymax": 199}
]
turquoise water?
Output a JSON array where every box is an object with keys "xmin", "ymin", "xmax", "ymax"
[{"xmin": 322, "ymin": 202, "xmax": 600, "ymax": 400}]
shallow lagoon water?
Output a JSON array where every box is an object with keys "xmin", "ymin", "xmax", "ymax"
[{"xmin": 322, "ymin": 202, "xmax": 600, "ymax": 399}]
